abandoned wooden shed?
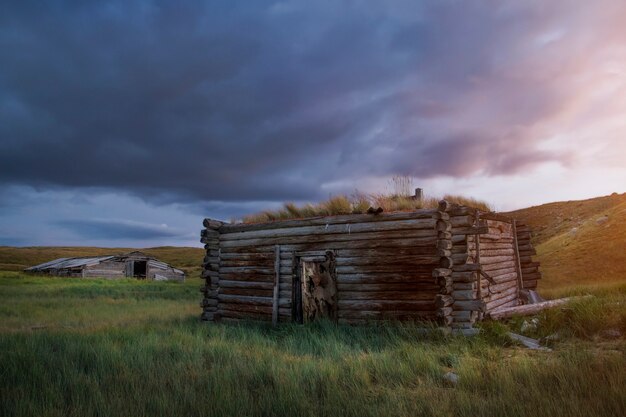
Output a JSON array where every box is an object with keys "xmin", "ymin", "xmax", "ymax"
[
  {"xmin": 199, "ymin": 201, "xmax": 541, "ymax": 332},
  {"xmin": 25, "ymin": 251, "xmax": 185, "ymax": 282}
]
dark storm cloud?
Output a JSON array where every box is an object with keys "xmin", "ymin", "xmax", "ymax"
[
  {"xmin": 0, "ymin": 0, "xmax": 622, "ymax": 205},
  {"xmin": 56, "ymin": 218, "xmax": 187, "ymax": 240}
]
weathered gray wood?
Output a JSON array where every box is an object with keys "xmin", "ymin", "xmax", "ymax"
[
  {"xmin": 512, "ymin": 220, "xmax": 524, "ymax": 292},
  {"xmin": 452, "ymin": 300, "xmax": 485, "ymax": 311},
  {"xmin": 452, "ymin": 290, "xmax": 477, "ymax": 300},
  {"xmin": 337, "ymin": 282, "xmax": 440, "ymax": 292},
  {"xmin": 489, "ymin": 297, "xmax": 593, "ymax": 319},
  {"xmin": 336, "ymin": 272, "xmax": 432, "ymax": 284},
  {"xmin": 218, "ymin": 294, "xmax": 291, "ymax": 307},
  {"xmin": 203, "ymin": 219, "xmax": 224, "ymax": 229},
  {"xmin": 337, "ymin": 310, "xmax": 436, "ymax": 320},
  {"xmin": 435, "ymin": 294, "xmax": 454, "ymax": 307},
  {"xmin": 272, "ymin": 245, "xmax": 280, "ymax": 326},
  {"xmin": 220, "ymin": 210, "xmax": 441, "ymax": 234},
  {"xmin": 339, "ymin": 291, "xmax": 437, "ymax": 301},
  {"xmin": 220, "ymin": 218, "xmax": 438, "ymax": 242},
  {"xmin": 219, "ymin": 231, "xmax": 438, "ymax": 249},
  {"xmin": 338, "ymin": 300, "xmax": 436, "ymax": 311}
]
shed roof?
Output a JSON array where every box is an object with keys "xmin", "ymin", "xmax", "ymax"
[{"xmin": 25, "ymin": 256, "xmax": 115, "ymax": 272}]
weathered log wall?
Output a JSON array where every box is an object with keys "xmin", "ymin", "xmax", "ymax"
[
  {"xmin": 199, "ymin": 204, "xmax": 541, "ymax": 329},
  {"xmin": 201, "ymin": 208, "xmax": 469, "ymax": 324},
  {"xmin": 514, "ymin": 222, "xmax": 541, "ymax": 290}
]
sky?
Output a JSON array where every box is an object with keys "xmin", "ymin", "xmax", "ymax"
[{"xmin": 1, "ymin": 0, "xmax": 625, "ymax": 248}]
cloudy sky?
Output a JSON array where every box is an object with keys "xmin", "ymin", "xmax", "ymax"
[{"xmin": 1, "ymin": 0, "xmax": 625, "ymax": 247}]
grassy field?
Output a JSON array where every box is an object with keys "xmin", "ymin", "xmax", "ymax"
[{"xmin": 0, "ymin": 270, "xmax": 625, "ymax": 417}]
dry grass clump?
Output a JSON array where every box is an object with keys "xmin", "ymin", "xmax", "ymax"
[
  {"xmin": 443, "ymin": 194, "xmax": 492, "ymax": 212},
  {"xmin": 240, "ymin": 192, "xmax": 492, "ymax": 224}
]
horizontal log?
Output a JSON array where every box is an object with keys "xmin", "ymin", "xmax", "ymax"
[
  {"xmin": 201, "ymin": 298, "xmax": 218, "ymax": 307},
  {"xmin": 220, "ymin": 252, "xmax": 275, "ymax": 260},
  {"xmin": 337, "ymin": 282, "xmax": 440, "ymax": 292},
  {"xmin": 219, "ymin": 288, "xmax": 274, "ymax": 297},
  {"xmin": 489, "ymin": 296, "xmax": 590, "ymax": 320},
  {"xmin": 452, "ymin": 263, "xmax": 481, "ymax": 272},
  {"xmin": 451, "ymin": 271, "xmax": 475, "ymax": 283},
  {"xmin": 452, "ymin": 235, "xmax": 467, "ymax": 244},
  {"xmin": 478, "ymin": 255, "xmax": 514, "ymax": 264},
  {"xmin": 221, "ymin": 259, "xmax": 275, "ymax": 268},
  {"xmin": 219, "ymin": 231, "xmax": 438, "ymax": 249},
  {"xmin": 451, "ymin": 311, "xmax": 477, "ymax": 321},
  {"xmin": 522, "ymin": 279, "xmax": 538, "ymax": 289},
  {"xmin": 337, "ymin": 309, "xmax": 436, "ymax": 320},
  {"xmin": 219, "ymin": 273, "xmax": 273, "ymax": 283},
  {"xmin": 484, "ymin": 285, "xmax": 517, "ymax": 302},
  {"xmin": 521, "ymin": 271, "xmax": 542, "ymax": 281},
  {"xmin": 452, "ymin": 225, "xmax": 489, "ymax": 235},
  {"xmin": 334, "ymin": 247, "xmax": 438, "ymax": 258},
  {"xmin": 452, "ymin": 290, "xmax": 476, "ymax": 301},
  {"xmin": 203, "ymin": 219, "xmax": 224, "ymax": 229},
  {"xmin": 479, "ymin": 235, "xmax": 514, "ymax": 242},
  {"xmin": 521, "ymin": 266, "xmax": 539, "ymax": 274},
  {"xmin": 220, "ymin": 210, "xmax": 441, "ymax": 233},
  {"xmin": 339, "ymin": 291, "xmax": 436, "ymax": 301},
  {"xmin": 485, "ymin": 294, "xmax": 518, "ymax": 312},
  {"xmin": 451, "ymin": 253, "xmax": 469, "ymax": 264},
  {"xmin": 335, "ymin": 265, "xmax": 435, "ymax": 274},
  {"xmin": 337, "ymin": 273, "xmax": 433, "ymax": 284},
  {"xmin": 452, "ymin": 282, "xmax": 475, "ymax": 290},
  {"xmin": 489, "ymin": 272, "xmax": 519, "ymax": 284},
  {"xmin": 476, "ymin": 280, "xmax": 517, "ymax": 294},
  {"xmin": 220, "ymin": 218, "xmax": 438, "ymax": 242},
  {"xmin": 450, "ymin": 215, "xmax": 475, "ymax": 227},
  {"xmin": 335, "ymin": 255, "xmax": 440, "ymax": 266},
  {"xmin": 452, "ymin": 300, "xmax": 485, "ymax": 311},
  {"xmin": 338, "ymin": 300, "xmax": 436, "ymax": 311},
  {"xmin": 482, "ymin": 262, "xmax": 516, "ymax": 273},
  {"xmin": 217, "ymin": 294, "xmax": 291, "ymax": 307},
  {"xmin": 517, "ymin": 248, "xmax": 537, "ymax": 256}
]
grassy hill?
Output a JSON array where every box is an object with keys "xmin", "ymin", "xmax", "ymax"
[
  {"xmin": 504, "ymin": 192, "xmax": 626, "ymax": 292},
  {"xmin": 0, "ymin": 246, "xmax": 205, "ymax": 276}
]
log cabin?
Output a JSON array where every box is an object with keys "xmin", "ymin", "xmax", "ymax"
[
  {"xmin": 25, "ymin": 251, "xmax": 185, "ymax": 282},
  {"xmin": 199, "ymin": 201, "xmax": 540, "ymax": 332}
]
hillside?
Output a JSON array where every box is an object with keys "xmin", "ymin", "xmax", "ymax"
[
  {"xmin": 504, "ymin": 192, "xmax": 626, "ymax": 291},
  {"xmin": 0, "ymin": 246, "xmax": 205, "ymax": 276}
]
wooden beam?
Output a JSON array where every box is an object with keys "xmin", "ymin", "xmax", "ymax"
[
  {"xmin": 488, "ymin": 296, "xmax": 592, "ymax": 319},
  {"xmin": 512, "ymin": 220, "xmax": 524, "ymax": 292},
  {"xmin": 272, "ymin": 245, "xmax": 280, "ymax": 326}
]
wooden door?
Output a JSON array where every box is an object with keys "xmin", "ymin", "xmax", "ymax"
[{"xmin": 298, "ymin": 252, "xmax": 337, "ymax": 323}]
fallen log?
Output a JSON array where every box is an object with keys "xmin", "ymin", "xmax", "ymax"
[{"xmin": 488, "ymin": 296, "xmax": 592, "ymax": 320}]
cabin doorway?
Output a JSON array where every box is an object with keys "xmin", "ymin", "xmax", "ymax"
[
  {"xmin": 133, "ymin": 261, "xmax": 147, "ymax": 279},
  {"xmin": 293, "ymin": 252, "xmax": 337, "ymax": 323}
]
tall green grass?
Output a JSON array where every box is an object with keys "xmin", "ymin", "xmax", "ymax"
[{"xmin": 0, "ymin": 272, "xmax": 624, "ymax": 417}]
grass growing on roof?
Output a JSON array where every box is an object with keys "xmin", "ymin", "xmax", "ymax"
[{"xmin": 240, "ymin": 193, "xmax": 492, "ymax": 224}]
